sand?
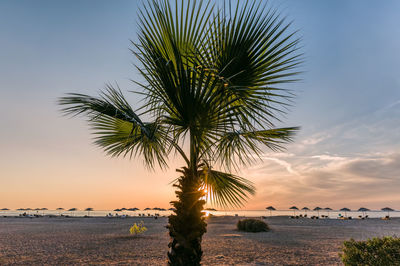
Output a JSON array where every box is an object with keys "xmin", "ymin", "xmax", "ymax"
[{"xmin": 1, "ymin": 216, "xmax": 399, "ymax": 265}]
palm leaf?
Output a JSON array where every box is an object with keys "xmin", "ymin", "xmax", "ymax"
[
  {"xmin": 200, "ymin": 168, "xmax": 255, "ymax": 208},
  {"xmin": 59, "ymin": 85, "xmax": 168, "ymax": 168},
  {"xmin": 214, "ymin": 127, "xmax": 299, "ymax": 168}
]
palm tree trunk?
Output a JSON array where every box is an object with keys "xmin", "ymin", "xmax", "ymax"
[{"xmin": 167, "ymin": 167, "xmax": 207, "ymax": 265}]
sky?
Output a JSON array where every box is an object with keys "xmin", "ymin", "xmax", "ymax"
[{"xmin": 1, "ymin": 0, "xmax": 400, "ymax": 211}]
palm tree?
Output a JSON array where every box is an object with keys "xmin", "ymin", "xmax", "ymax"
[{"xmin": 59, "ymin": 1, "xmax": 301, "ymax": 264}]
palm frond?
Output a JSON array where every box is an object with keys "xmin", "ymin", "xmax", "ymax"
[
  {"xmin": 59, "ymin": 85, "xmax": 169, "ymax": 169},
  {"xmin": 200, "ymin": 167, "xmax": 255, "ymax": 208},
  {"xmin": 200, "ymin": 0, "xmax": 302, "ymax": 130},
  {"xmin": 214, "ymin": 127, "xmax": 299, "ymax": 168}
]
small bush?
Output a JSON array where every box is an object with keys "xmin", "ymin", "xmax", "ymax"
[
  {"xmin": 129, "ymin": 221, "xmax": 147, "ymax": 235},
  {"xmin": 340, "ymin": 236, "xmax": 400, "ymax": 265},
  {"xmin": 237, "ymin": 219, "xmax": 269, "ymax": 232}
]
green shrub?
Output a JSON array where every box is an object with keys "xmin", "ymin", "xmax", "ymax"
[
  {"xmin": 340, "ymin": 236, "xmax": 400, "ymax": 265},
  {"xmin": 237, "ymin": 219, "xmax": 269, "ymax": 232}
]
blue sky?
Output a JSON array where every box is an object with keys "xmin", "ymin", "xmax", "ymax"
[{"xmin": 1, "ymin": 0, "xmax": 399, "ymax": 210}]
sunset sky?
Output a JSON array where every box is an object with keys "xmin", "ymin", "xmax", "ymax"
[{"xmin": 1, "ymin": 0, "xmax": 400, "ymax": 211}]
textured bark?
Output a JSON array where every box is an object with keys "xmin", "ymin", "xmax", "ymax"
[{"xmin": 167, "ymin": 167, "xmax": 207, "ymax": 265}]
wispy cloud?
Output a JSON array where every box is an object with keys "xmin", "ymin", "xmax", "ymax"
[{"xmin": 242, "ymin": 102, "xmax": 400, "ymax": 209}]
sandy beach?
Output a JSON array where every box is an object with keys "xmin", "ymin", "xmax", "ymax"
[{"xmin": 1, "ymin": 216, "xmax": 399, "ymax": 265}]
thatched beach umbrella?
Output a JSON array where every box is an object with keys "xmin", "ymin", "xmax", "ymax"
[
  {"xmin": 266, "ymin": 206, "xmax": 276, "ymax": 216},
  {"xmin": 324, "ymin": 207, "xmax": 332, "ymax": 217},
  {"xmin": 85, "ymin": 208, "xmax": 93, "ymax": 216},
  {"xmin": 1, "ymin": 208, "xmax": 9, "ymax": 211},
  {"xmin": 128, "ymin": 208, "xmax": 139, "ymax": 211},
  {"xmin": 358, "ymin": 207, "xmax": 370, "ymax": 217},
  {"xmin": 340, "ymin": 208, "xmax": 351, "ymax": 217},
  {"xmin": 301, "ymin": 207, "xmax": 310, "ymax": 215},
  {"xmin": 114, "ymin": 208, "xmax": 122, "ymax": 212},
  {"xmin": 381, "ymin": 207, "xmax": 394, "ymax": 217},
  {"xmin": 68, "ymin": 208, "xmax": 77, "ymax": 216},
  {"xmin": 56, "ymin": 208, "xmax": 64, "ymax": 215},
  {"xmin": 289, "ymin": 206, "xmax": 299, "ymax": 216},
  {"xmin": 40, "ymin": 208, "xmax": 48, "ymax": 215},
  {"xmin": 168, "ymin": 208, "xmax": 176, "ymax": 211},
  {"xmin": 144, "ymin": 207, "xmax": 151, "ymax": 210},
  {"xmin": 313, "ymin": 207, "xmax": 322, "ymax": 216}
]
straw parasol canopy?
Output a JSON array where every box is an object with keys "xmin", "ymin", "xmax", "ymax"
[
  {"xmin": 358, "ymin": 207, "xmax": 370, "ymax": 217},
  {"xmin": 169, "ymin": 208, "xmax": 176, "ymax": 211},
  {"xmin": 85, "ymin": 208, "xmax": 93, "ymax": 216},
  {"xmin": 340, "ymin": 208, "xmax": 351, "ymax": 217},
  {"xmin": 324, "ymin": 207, "xmax": 332, "ymax": 217},
  {"xmin": 39, "ymin": 208, "xmax": 47, "ymax": 215},
  {"xmin": 68, "ymin": 208, "xmax": 77, "ymax": 216},
  {"xmin": 289, "ymin": 206, "xmax": 299, "ymax": 216},
  {"xmin": 266, "ymin": 206, "xmax": 276, "ymax": 216},
  {"xmin": 128, "ymin": 208, "xmax": 139, "ymax": 211},
  {"xmin": 56, "ymin": 208, "xmax": 64, "ymax": 215},
  {"xmin": 313, "ymin": 207, "xmax": 322, "ymax": 216},
  {"xmin": 302, "ymin": 207, "xmax": 310, "ymax": 211},
  {"xmin": 1, "ymin": 208, "xmax": 9, "ymax": 211},
  {"xmin": 114, "ymin": 208, "xmax": 122, "ymax": 212},
  {"xmin": 144, "ymin": 207, "xmax": 151, "ymax": 210},
  {"xmin": 381, "ymin": 207, "xmax": 394, "ymax": 216}
]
